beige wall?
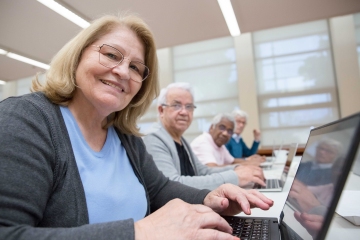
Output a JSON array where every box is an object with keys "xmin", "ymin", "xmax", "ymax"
[
  {"xmin": 233, "ymin": 33, "xmax": 260, "ymax": 147},
  {"xmin": 330, "ymin": 15, "xmax": 360, "ymax": 118}
]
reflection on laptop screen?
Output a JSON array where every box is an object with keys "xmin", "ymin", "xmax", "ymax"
[{"xmin": 281, "ymin": 114, "xmax": 360, "ymax": 240}]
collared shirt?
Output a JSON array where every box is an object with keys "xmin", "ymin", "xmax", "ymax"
[
  {"xmin": 232, "ymin": 133, "xmax": 242, "ymax": 143},
  {"xmin": 190, "ymin": 132, "xmax": 234, "ymax": 166}
]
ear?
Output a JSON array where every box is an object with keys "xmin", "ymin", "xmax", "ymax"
[
  {"xmin": 158, "ymin": 105, "xmax": 164, "ymax": 115},
  {"xmin": 209, "ymin": 124, "xmax": 214, "ymax": 133}
]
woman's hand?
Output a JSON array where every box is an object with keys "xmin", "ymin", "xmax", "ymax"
[
  {"xmin": 134, "ymin": 198, "xmax": 238, "ymax": 240},
  {"xmin": 203, "ymin": 183, "xmax": 274, "ymax": 216}
]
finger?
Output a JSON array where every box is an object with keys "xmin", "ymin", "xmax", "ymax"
[
  {"xmin": 253, "ymin": 169, "xmax": 265, "ymax": 180},
  {"xmin": 241, "ymin": 190, "xmax": 273, "ymax": 211},
  {"xmin": 203, "ymin": 195, "xmax": 230, "ymax": 213},
  {"xmin": 194, "ymin": 210, "xmax": 233, "ymax": 234},
  {"xmin": 252, "ymin": 176, "xmax": 266, "ymax": 187},
  {"xmin": 247, "ymin": 190, "xmax": 274, "ymax": 206},
  {"xmin": 197, "ymin": 229, "xmax": 239, "ymax": 240}
]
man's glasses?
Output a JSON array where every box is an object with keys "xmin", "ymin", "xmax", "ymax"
[
  {"xmin": 162, "ymin": 103, "xmax": 196, "ymax": 112},
  {"xmin": 93, "ymin": 44, "xmax": 150, "ymax": 83},
  {"xmin": 218, "ymin": 124, "xmax": 233, "ymax": 135}
]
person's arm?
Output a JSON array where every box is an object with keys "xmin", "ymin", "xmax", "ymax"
[
  {"xmin": 134, "ymin": 184, "xmax": 274, "ymax": 240},
  {"xmin": 143, "ymin": 133, "xmax": 238, "ymax": 190},
  {"xmin": 0, "ymin": 95, "xmax": 137, "ymax": 240},
  {"xmin": 241, "ymin": 139, "xmax": 260, "ymax": 158}
]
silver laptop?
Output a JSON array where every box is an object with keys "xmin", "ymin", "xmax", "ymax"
[
  {"xmin": 255, "ymin": 143, "xmax": 298, "ymax": 192},
  {"xmin": 224, "ymin": 112, "xmax": 360, "ymax": 240}
]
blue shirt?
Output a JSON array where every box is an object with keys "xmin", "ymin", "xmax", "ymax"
[
  {"xmin": 60, "ymin": 106, "xmax": 147, "ymax": 223},
  {"xmin": 225, "ymin": 135, "xmax": 260, "ymax": 158}
]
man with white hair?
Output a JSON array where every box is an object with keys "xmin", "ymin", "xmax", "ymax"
[
  {"xmin": 191, "ymin": 113, "xmax": 265, "ymax": 167},
  {"xmin": 143, "ymin": 82, "xmax": 266, "ymax": 190},
  {"xmin": 225, "ymin": 109, "xmax": 261, "ymax": 159}
]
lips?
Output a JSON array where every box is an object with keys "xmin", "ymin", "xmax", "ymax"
[{"xmin": 100, "ymin": 79, "xmax": 125, "ymax": 92}]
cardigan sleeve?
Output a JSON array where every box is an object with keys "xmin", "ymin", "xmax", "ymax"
[{"xmin": 143, "ymin": 132, "xmax": 238, "ymax": 190}]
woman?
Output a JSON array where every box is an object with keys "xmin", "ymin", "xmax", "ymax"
[{"xmin": 0, "ymin": 14, "xmax": 273, "ymax": 239}]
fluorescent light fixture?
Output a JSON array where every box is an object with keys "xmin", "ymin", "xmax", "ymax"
[
  {"xmin": 0, "ymin": 49, "xmax": 8, "ymax": 55},
  {"xmin": 1, "ymin": 48, "xmax": 49, "ymax": 69},
  {"xmin": 217, "ymin": 0, "xmax": 241, "ymax": 36},
  {"xmin": 7, "ymin": 52, "xmax": 50, "ymax": 70},
  {"xmin": 37, "ymin": 0, "xmax": 90, "ymax": 28},
  {"xmin": 0, "ymin": 80, "xmax": 6, "ymax": 85}
]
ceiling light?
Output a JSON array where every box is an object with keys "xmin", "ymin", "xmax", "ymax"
[
  {"xmin": 0, "ymin": 49, "xmax": 8, "ymax": 55},
  {"xmin": 37, "ymin": 0, "xmax": 90, "ymax": 28},
  {"xmin": 0, "ymin": 80, "xmax": 6, "ymax": 85},
  {"xmin": 217, "ymin": 0, "xmax": 241, "ymax": 36},
  {"xmin": 7, "ymin": 52, "xmax": 50, "ymax": 70}
]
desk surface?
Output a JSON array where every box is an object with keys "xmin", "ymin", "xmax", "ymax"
[
  {"xmin": 237, "ymin": 156, "xmax": 360, "ymax": 239},
  {"xmin": 257, "ymin": 147, "xmax": 305, "ymax": 156}
]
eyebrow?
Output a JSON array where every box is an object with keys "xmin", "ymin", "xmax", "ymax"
[{"xmin": 171, "ymin": 100, "xmax": 194, "ymax": 105}]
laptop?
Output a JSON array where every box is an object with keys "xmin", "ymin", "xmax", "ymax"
[
  {"xmin": 254, "ymin": 143, "xmax": 298, "ymax": 192},
  {"xmin": 261, "ymin": 142, "xmax": 284, "ymax": 168},
  {"xmin": 351, "ymin": 143, "xmax": 360, "ymax": 176},
  {"xmin": 223, "ymin": 112, "xmax": 360, "ymax": 240}
]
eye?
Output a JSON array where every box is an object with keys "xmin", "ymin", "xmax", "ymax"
[
  {"xmin": 130, "ymin": 62, "xmax": 141, "ymax": 74},
  {"xmin": 185, "ymin": 105, "xmax": 194, "ymax": 111},
  {"xmin": 104, "ymin": 52, "xmax": 121, "ymax": 61}
]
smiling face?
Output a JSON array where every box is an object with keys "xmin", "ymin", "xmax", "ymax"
[
  {"xmin": 73, "ymin": 26, "xmax": 144, "ymax": 118},
  {"xmin": 159, "ymin": 88, "xmax": 194, "ymax": 141},
  {"xmin": 209, "ymin": 118, "xmax": 234, "ymax": 147}
]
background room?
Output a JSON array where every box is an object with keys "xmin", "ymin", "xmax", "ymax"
[{"xmin": 1, "ymin": 0, "xmax": 360, "ymax": 150}]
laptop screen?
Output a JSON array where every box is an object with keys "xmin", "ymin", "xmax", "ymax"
[{"xmin": 280, "ymin": 113, "xmax": 360, "ymax": 240}]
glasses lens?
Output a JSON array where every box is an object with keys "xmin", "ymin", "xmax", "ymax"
[
  {"xmin": 185, "ymin": 105, "xmax": 195, "ymax": 112},
  {"xmin": 218, "ymin": 125, "xmax": 233, "ymax": 135},
  {"xmin": 129, "ymin": 61, "xmax": 150, "ymax": 82},
  {"xmin": 218, "ymin": 125, "xmax": 226, "ymax": 131},
  {"xmin": 99, "ymin": 45, "xmax": 123, "ymax": 68}
]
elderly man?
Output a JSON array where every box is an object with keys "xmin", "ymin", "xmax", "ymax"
[
  {"xmin": 226, "ymin": 109, "xmax": 261, "ymax": 159},
  {"xmin": 143, "ymin": 82, "xmax": 265, "ymax": 190},
  {"xmin": 191, "ymin": 113, "xmax": 265, "ymax": 167}
]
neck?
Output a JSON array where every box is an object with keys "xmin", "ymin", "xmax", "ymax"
[{"xmin": 163, "ymin": 126, "xmax": 183, "ymax": 144}]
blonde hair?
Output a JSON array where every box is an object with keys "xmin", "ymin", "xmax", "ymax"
[{"xmin": 32, "ymin": 14, "xmax": 159, "ymax": 136}]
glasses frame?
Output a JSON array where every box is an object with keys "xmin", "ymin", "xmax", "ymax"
[
  {"xmin": 92, "ymin": 44, "xmax": 150, "ymax": 82},
  {"xmin": 161, "ymin": 103, "xmax": 197, "ymax": 112},
  {"xmin": 217, "ymin": 124, "xmax": 234, "ymax": 136}
]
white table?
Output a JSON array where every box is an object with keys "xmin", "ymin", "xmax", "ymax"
[{"xmin": 236, "ymin": 156, "xmax": 360, "ymax": 239}]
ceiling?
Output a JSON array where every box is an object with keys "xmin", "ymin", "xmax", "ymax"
[{"xmin": 1, "ymin": 0, "xmax": 359, "ymax": 82}]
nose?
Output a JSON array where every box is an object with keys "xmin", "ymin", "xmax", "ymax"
[{"xmin": 111, "ymin": 60, "xmax": 131, "ymax": 81}]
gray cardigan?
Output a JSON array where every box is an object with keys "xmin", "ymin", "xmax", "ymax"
[
  {"xmin": 0, "ymin": 92, "xmax": 210, "ymax": 240},
  {"xmin": 143, "ymin": 125, "xmax": 239, "ymax": 190}
]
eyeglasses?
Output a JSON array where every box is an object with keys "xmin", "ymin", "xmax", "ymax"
[
  {"xmin": 218, "ymin": 124, "xmax": 234, "ymax": 135},
  {"xmin": 93, "ymin": 44, "xmax": 150, "ymax": 83},
  {"xmin": 162, "ymin": 103, "xmax": 197, "ymax": 112}
]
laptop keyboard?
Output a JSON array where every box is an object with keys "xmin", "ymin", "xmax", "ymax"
[
  {"xmin": 254, "ymin": 179, "xmax": 280, "ymax": 189},
  {"xmin": 223, "ymin": 216, "xmax": 271, "ymax": 240}
]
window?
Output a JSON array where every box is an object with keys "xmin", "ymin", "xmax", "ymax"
[
  {"xmin": 173, "ymin": 37, "xmax": 239, "ymax": 142},
  {"xmin": 253, "ymin": 20, "xmax": 340, "ymax": 146}
]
